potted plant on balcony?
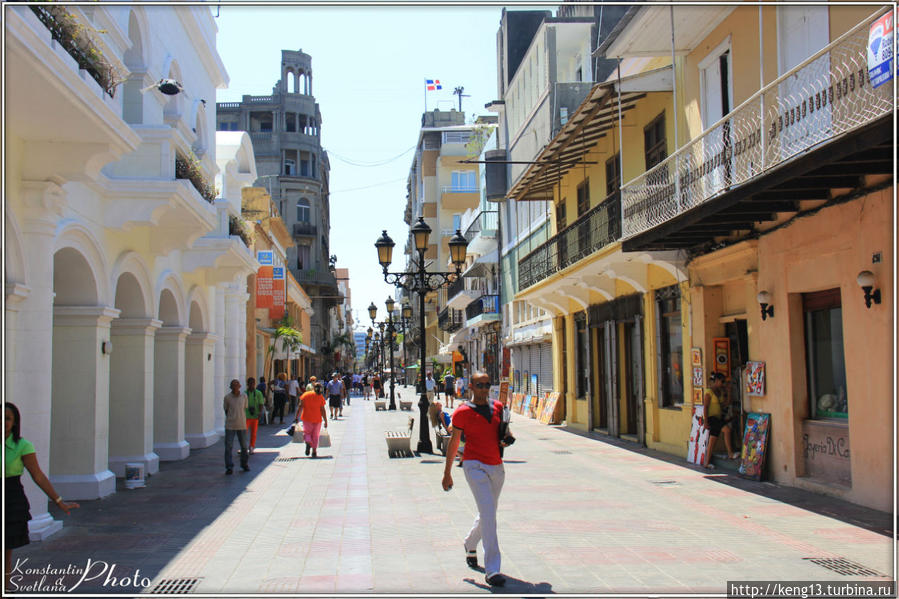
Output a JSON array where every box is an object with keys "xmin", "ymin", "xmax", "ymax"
[
  {"xmin": 30, "ymin": 5, "xmax": 124, "ymax": 97},
  {"xmin": 228, "ymin": 214, "xmax": 253, "ymax": 248},
  {"xmin": 175, "ymin": 150, "xmax": 216, "ymax": 203}
]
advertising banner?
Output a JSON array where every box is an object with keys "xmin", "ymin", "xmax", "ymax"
[
  {"xmin": 868, "ymin": 12, "xmax": 894, "ymax": 88},
  {"xmin": 271, "ymin": 266, "xmax": 286, "ymax": 320},
  {"xmin": 256, "ymin": 265, "xmax": 273, "ymax": 309}
]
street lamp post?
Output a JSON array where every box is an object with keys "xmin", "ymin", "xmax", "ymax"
[
  {"xmin": 385, "ymin": 298, "xmax": 398, "ymax": 410},
  {"xmin": 375, "ymin": 217, "xmax": 468, "ymax": 453},
  {"xmin": 400, "ymin": 299, "xmax": 412, "ymax": 387}
]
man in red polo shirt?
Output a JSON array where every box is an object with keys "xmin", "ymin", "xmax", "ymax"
[{"xmin": 441, "ymin": 371, "xmax": 508, "ymax": 587}]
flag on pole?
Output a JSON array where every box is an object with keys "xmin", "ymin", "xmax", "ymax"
[{"xmin": 425, "ymin": 79, "xmax": 442, "ymax": 91}]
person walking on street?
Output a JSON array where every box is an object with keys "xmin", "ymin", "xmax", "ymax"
[
  {"xmin": 287, "ymin": 375, "xmax": 300, "ymax": 416},
  {"xmin": 272, "ymin": 373, "xmax": 288, "ymax": 424},
  {"xmin": 371, "ymin": 374, "xmax": 382, "ymax": 399},
  {"xmin": 342, "ymin": 372, "xmax": 352, "ymax": 406},
  {"xmin": 245, "ymin": 377, "xmax": 265, "ymax": 454},
  {"xmin": 441, "ymin": 371, "xmax": 509, "ymax": 587},
  {"xmin": 5, "ymin": 403, "xmax": 79, "ymax": 592},
  {"xmin": 425, "ymin": 372, "xmax": 437, "ymax": 404},
  {"xmin": 444, "ymin": 373, "xmax": 456, "ymax": 409},
  {"xmin": 296, "ymin": 382, "xmax": 328, "ymax": 458},
  {"xmin": 326, "ymin": 372, "xmax": 344, "ymax": 420},
  {"xmin": 223, "ymin": 379, "xmax": 249, "ymax": 474},
  {"xmin": 362, "ymin": 373, "xmax": 371, "ymax": 399}
]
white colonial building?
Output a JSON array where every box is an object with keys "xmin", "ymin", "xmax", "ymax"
[{"xmin": 5, "ymin": 4, "xmax": 256, "ymax": 541}]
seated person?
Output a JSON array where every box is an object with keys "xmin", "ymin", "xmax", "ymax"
[{"xmin": 429, "ymin": 401, "xmax": 452, "ymax": 434}]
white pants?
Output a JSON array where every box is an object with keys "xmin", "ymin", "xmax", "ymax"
[{"xmin": 462, "ymin": 460, "xmax": 505, "ymax": 576}]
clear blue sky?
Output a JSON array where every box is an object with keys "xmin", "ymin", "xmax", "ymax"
[{"xmin": 215, "ymin": 5, "xmax": 505, "ymax": 333}]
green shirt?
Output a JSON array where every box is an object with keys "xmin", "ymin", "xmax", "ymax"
[
  {"xmin": 5, "ymin": 435, "xmax": 35, "ymax": 478},
  {"xmin": 246, "ymin": 389, "xmax": 265, "ymax": 419}
]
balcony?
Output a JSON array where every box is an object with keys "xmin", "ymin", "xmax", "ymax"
[
  {"xmin": 296, "ymin": 267, "xmax": 337, "ymax": 290},
  {"xmin": 445, "ymin": 274, "xmax": 479, "ymax": 310},
  {"xmin": 519, "ymin": 195, "xmax": 621, "ymax": 291},
  {"xmin": 621, "ymin": 11, "xmax": 894, "ymax": 250},
  {"xmin": 465, "ymin": 294, "xmax": 500, "ymax": 326},
  {"xmin": 438, "ymin": 306, "xmax": 465, "ymax": 333},
  {"xmin": 293, "ymin": 222, "xmax": 316, "ymax": 238},
  {"xmin": 463, "ymin": 210, "xmax": 498, "ymax": 255},
  {"xmin": 440, "ymin": 185, "xmax": 479, "ymax": 210}
]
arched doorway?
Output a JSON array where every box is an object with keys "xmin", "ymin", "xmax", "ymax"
[
  {"xmin": 50, "ymin": 247, "xmax": 118, "ymax": 499},
  {"xmin": 153, "ymin": 283, "xmax": 191, "ymax": 461},
  {"xmin": 109, "ymin": 269, "xmax": 161, "ymax": 477},
  {"xmin": 184, "ymin": 296, "xmax": 217, "ymax": 448}
]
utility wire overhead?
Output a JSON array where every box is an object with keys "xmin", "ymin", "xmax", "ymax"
[{"xmin": 326, "ymin": 145, "xmax": 416, "ymax": 167}]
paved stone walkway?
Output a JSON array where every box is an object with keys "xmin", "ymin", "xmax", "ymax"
[{"xmin": 11, "ymin": 386, "xmax": 894, "ymax": 595}]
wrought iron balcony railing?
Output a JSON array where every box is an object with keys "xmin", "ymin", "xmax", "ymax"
[
  {"xmin": 519, "ymin": 195, "xmax": 621, "ymax": 291},
  {"xmin": 621, "ymin": 9, "xmax": 894, "ymax": 240},
  {"xmin": 438, "ymin": 306, "xmax": 465, "ymax": 333},
  {"xmin": 466, "ymin": 294, "xmax": 500, "ymax": 321},
  {"xmin": 463, "ymin": 210, "xmax": 499, "ymax": 243},
  {"xmin": 447, "ymin": 275, "xmax": 466, "ymax": 301}
]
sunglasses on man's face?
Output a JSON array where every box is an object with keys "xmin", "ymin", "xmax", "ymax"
[{"xmin": 473, "ymin": 382, "xmax": 490, "ymax": 389}]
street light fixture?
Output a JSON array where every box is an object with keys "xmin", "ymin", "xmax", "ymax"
[
  {"xmin": 400, "ymin": 299, "xmax": 412, "ymax": 386},
  {"xmin": 384, "ymin": 298, "xmax": 398, "ymax": 409},
  {"xmin": 374, "ymin": 217, "xmax": 468, "ymax": 453}
]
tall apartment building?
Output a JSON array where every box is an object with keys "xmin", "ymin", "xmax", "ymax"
[
  {"xmin": 402, "ymin": 109, "xmax": 495, "ymax": 375},
  {"xmin": 216, "ymin": 49, "xmax": 338, "ymax": 360},
  {"xmin": 486, "ymin": 9, "xmax": 598, "ymax": 397}
]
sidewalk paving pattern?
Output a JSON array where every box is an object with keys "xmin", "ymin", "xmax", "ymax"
[{"xmin": 13, "ymin": 386, "xmax": 894, "ymax": 594}]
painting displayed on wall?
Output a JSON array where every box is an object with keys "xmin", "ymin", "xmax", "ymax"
[
  {"xmin": 739, "ymin": 412, "xmax": 771, "ymax": 480},
  {"xmin": 713, "ymin": 338, "xmax": 730, "ymax": 376},
  {"xmin": 691, "ymin": 347, "xmax": 702, "ymax": 367},
  {"xmin": 692, "ymin": 388, "xmax": 703, "ymax": 404},
  {"xmin": 692, "ymin": 366, "xmax": 704, "ymax": 387},
  {"xmin": 745, "ymin": 361, "xmax": 766, "ymax": 396},
  {"xmin": 686, "ymin": 404, "xmax": 710, "ymax": 465}
]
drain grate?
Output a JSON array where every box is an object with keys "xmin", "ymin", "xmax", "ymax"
[
  {"xmin": 149, "ymin": 578, "xmax": 202, "ymax": 594},
  {"xmin": 803, "ymin": 557, "xmax": 884, "ymax": 577},
  {"xmin": 551, "ymin": 450, "xmax": 573, "ymax": 455},
  {"xmin": 274, "ymin": 457, "xmax": 300, "ymax": 462}
]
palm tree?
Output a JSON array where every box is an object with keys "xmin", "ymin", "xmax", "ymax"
[{"xmin": 263, "ymin": 315, "xmax": 302, "ymax": 393}]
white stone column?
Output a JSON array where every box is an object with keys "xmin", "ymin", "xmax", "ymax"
[
  {"xmin": 15, "ymin": 203, "xmax": 61, "ymax": 539},
  {"xmin": 224, "ymin": 286, "xmax": 241, "ymax": 389},
  {"xmin": 108, "ymin": 318, "xmax": 161, "ymax": 476},
  {"xmin": 185, "ymin": 332, "xmax": 219, "ymax": 448},
  {"xmin": 214, "ymin": 286, "xmax": 226, "ymax": 435},
  {"xmin": 49, "ymin": 305, "xmax": 120, "ymax": 500},
  {"xmin": 153, "ymin": 326, "xmax": 191, "ymax": 461},
  {"xmin": 236, "ymin": 290, "xmax": 250, "ymax": 385}
]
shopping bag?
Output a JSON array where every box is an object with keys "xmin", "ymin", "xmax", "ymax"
[
  {"xmin": 318, "ymin": 427, "xmax": 331, "ymax": 448},
  {"xmin": 292, "ymin": 422, "xmax": 304, "ymax": 443}
]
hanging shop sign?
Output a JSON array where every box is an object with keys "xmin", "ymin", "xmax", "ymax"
[
  {"xmin": 256, "ymin": 265, "xmax": 273, "ymax": 310},
  {"xmin": 868, "ymin": 12, "xmax": 894, "ymax": 89}
]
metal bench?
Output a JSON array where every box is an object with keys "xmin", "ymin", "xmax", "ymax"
[
  {"xmin": 434, "ymin": 426, "xmax": 451, "ymax": 456},
  {"xmin": 385, "ymin": 417, "xmax": 414, "ymax": 457}
]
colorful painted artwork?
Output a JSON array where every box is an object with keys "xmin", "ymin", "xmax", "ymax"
[
  {"xmin": 692, "ymin": 366, "xmax": 704, "ymax": 387},
  {"xmin": 739, "ymin": 412, "xmax": 771, "ymax": 480},
  {"xmin": 692, "ymin": 388, "xmax": 704, "ymax": 404},
  {"xmin": 713, "ymin": 338, "xmax": 730, "ymax": 376},
  {"xmin": 691, "ymin": 347, "xmax": 702, "ymax": 367},
  {"xmin": 686, "ymin": 404, "xmax": 710, "ymax": 465},
  {"xmin": 745, "ymin": 361, "xmax": 766, "ymax": 397}
]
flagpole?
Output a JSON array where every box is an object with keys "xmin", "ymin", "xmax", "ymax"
[{"xmin": 423, "ymin": 78, "xmax": 427, "ymax": 113}]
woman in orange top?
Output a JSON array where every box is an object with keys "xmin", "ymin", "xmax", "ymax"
[{"xmin": 295, "ymin": 383, "xmax": 328, "ymax": 458}]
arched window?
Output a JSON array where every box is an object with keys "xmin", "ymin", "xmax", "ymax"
[{"xmin": 296, "ymin": 198, "xmax": 310, "ymax": 223}]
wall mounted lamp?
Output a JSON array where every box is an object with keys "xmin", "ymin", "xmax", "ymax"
[
  {"xmin": 856, "ymin": 270, "xmax": 881, "ymax": 308},
  {"xmin": 141, "ymin": 79, "xmax": 183, "ymax": 96},
  {"xmin": 756, "ymin": 291, "xmax": 774, "ymax": 321},
  {"xmin": 101, "ymin": 341, "xmax": 113, "ymax": 355}
]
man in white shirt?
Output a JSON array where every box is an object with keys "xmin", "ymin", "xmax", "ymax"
[{"xmin": 287, "ymin": 375, "xmax": 301, "ymax": 415}]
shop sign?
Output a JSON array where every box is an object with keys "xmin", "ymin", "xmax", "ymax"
[
  {"xmin": 257, "ymin": 250, "xmax": 274, "ymax": 266},
  {"xmin": 256, "ymin": 265, "xmax": 273, "ymax": 309},
  {"xmin": 801, "ymin": 421, "xmax": 851, "ymax": 486},
  {"xmin": 868, "ymin": 12, "xmax": 894, "ymax": 89}
]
